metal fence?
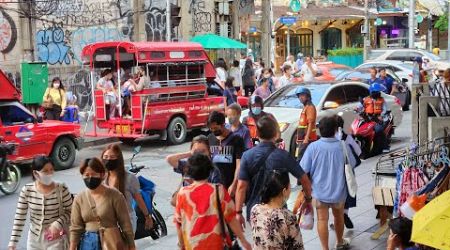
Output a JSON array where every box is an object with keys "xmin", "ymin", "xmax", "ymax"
[{"xmin": 430, "ymin": 81, "xmax": 450, "ymax": 117}]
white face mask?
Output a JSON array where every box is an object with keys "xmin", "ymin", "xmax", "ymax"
[
  {"xmin": 36, "ymin": 171, "xmax": 54, "ymax": 186},
  {"xmin": 53, "ymin": 83, "xmax": 60, "ymax": 89}
]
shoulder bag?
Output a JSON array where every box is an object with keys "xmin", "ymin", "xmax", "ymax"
[
  {"xmin": 42, "ymin": 88, "xmax": 54, "ymax": 109},
  {"xmin": 341, "ymin": 140, "xmax": 358, "ymax": 198},
  {"xmin": 86, "ymin": 191, "xmax": 127, "ymax": 250},
  {"xmin": 215, "ymin": 184, "xmax": 239, "ymax": 250}
]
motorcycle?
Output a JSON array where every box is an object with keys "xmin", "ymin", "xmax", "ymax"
[
  {"xmin": 0, "ymin": 140, "xmax": 21, "ymax": 195},
  {"xmin": 127, "ymin": 146, "xmax": 168, "ymax": 240},
  {"xmin": 351, "ymin": 111, "xmax": 394, "ymax": 159}
]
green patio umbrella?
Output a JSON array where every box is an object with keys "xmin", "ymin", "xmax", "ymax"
[{"xmin": 190, "ymin": 33, "xmax": 247, "ymax": 49}]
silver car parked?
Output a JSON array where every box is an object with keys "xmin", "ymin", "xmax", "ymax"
[{"xmin": 242, "ymin": 81, "xmax": 404, "ymax": 155}]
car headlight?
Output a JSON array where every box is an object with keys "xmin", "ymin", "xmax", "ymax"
[{"xmin": 278, "ymin": 122, "xmax": 290, "ymax": 133}]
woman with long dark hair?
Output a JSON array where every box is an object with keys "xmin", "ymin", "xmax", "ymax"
[
  {"xmin": 250, "ymin": 170, "xmax": 304, "ymax": 250},
  {"xmin": 43, "ymin": 77, "xmax": 67, "ymax": 120},
  {"xmin": 215, "ymin": 58, "xmax": 228, "ymax": 88},
  {"xmin": 101, "ymin": 144, "xmax": 153, "ymax": 233},
  {"xmin": 242, "ymin": 58, "xmax": 256, "ymax": 96}
]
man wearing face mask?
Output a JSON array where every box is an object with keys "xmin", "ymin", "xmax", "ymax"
[
  {"xmin": 357, "ymin": 83, "xmax": 390, "ymax": 152},
  {"xmin": 207, "ymin": 111, "xmax": 245, "ymax": 198},
  {"xmin": 295, "ymin": 87, "xmax": 317, "ymax": 161},
  {"xmin": 9, "ymin": 156, "xmax": 72, "ymax": 250},
  {"xmin": 226, "ymin": 103, "xmax": 252, "ymax": 150},
  {"xmin": 242, "ymin": 95, "xmax": 276, "ymax": 146}
]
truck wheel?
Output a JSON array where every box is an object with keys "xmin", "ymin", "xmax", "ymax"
[
  {"xmin": 167, "ymin": 117, "xmax": 187, "ymax": 145},
  {"xmin": 52, "ymin": 137, "xmax": 76, "ymax": 170}
]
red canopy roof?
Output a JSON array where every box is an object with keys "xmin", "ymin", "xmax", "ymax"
[
  {"xmin": 0, "ymin": 70, "xmax": 21, "ymax": 101},
  {"xmin": 82, "ymin": 41, "xmax": 205, "ymax": 57}
]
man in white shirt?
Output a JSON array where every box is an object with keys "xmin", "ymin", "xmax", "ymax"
[
  {"xmin": 300, "ymin": 56, "xmax": 318, "ymax": 82},
  {"xmin": 278, "ymin": 64, "xmax": 293, "ymax": 89}
]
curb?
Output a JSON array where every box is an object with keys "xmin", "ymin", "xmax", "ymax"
[{"xmin": 81, "ymin": 137, "xmax": 119, "ymax": 148}]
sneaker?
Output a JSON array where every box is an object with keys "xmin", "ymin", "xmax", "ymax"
[
  {"xmin": 382, "ymin": 148, "xmax": 391, "ymax": 153},
  {"xmin": 335, "ymin": 238, "xmax": 351, "ymax": 250},
  {"xmin": 344, "ymin": 213, "xmax": 354, "ymax": 229}
]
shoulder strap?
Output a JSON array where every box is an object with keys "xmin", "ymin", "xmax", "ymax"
[
  {"xmin": 341, "ymin": 140, "xmax": 350, "ymax": 165},
  {"xmin": 215, "ymin": 184, "xmax": 230, "ymax": 247}
]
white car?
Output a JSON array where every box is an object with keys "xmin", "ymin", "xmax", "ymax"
[
  {"xmin": 242, "ymin": 81, "xmax": 404, "ymax": 155},
  {"xmin": 367, "ymin": 49, "xmax": 450, "ymax": 71},
  {"xmin": 356, "ymin": 60, "xmax": 414, "ymax": 88}
]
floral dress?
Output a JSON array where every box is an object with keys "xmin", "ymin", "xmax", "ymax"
[
  {"xmin": 174, "ymin": 182, "xmax": 236, "ymax": 250},
  {"xmin": 250, "ymin": 204, "xmax": 304, "ymax": 250}
]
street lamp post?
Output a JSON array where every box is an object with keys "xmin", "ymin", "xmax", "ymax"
[
  {"xmin": 287, "ymin": 26, "xmax": 290, "ymax": 57},
  {"xmin": 363, "ymin": 0, "xmax": 370, "ymax": 61},
  {"xmin": 408, "ymin": 0, "xmax": 416, "ymax": 48}
]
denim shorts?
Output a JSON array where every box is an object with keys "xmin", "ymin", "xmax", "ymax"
[{"xmin": 79, "ymin": 231, "xmax": 101, "ymax": 250}]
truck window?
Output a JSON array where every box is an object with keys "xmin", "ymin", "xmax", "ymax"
[{"xmin": 0, "ymin": 105, "xmax": 34, "ymax": 125}]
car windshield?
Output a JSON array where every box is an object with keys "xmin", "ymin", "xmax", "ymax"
[
  {"xmin": 368, "ymin": 51, "xmax": 385, "ymax": 60},
  {"xmin": 398, "ymin": 63, "xmax": 414, "ymax": 70},
  {"xmin": 335, "ymin": 71, "xmax": 371, "ymax": 81},
  {"xmin": 265, "ymin": 84, "xmax": 328, "ymax": 108},
  {"xmin": 329, "ymin": 67, "xmax": 352, "ymax": 77},
  {"xmin": 422, "ymin": 51, "xmax": 441, "ymax": 61}
]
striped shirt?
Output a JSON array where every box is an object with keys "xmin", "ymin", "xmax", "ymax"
[{"xmin": 9, "ymin": 182, "xmax": 72, "ymax": 247}]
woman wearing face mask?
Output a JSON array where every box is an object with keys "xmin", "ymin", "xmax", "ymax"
[
  {"xmin": 253, "ymin": 77, "xmax": 272, "ymax": 100},
  {"xmin": 9, "ymin": 156, "xmax": 72, "ymax": 250},
  {"xmin": 101, "ymin": 144, "xmax": 153, "ymax": 233},
  {"xmin": 257, "ymin": 68, "xmax": 276, "ymax": 93},
  {"xmin": 43, "ymin": 77, "xmax": 67, "ymax": 120},
  {"xmin": 70, "ymin": 157, "xmax": 135, "ymax": 250},
  {"xmin": 251, "ymin": 170, "xmax": 304, "ymax": 249}
]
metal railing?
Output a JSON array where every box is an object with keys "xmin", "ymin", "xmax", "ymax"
[{"xmin": 429, "ymin": 81, "xmax": 450, "ymax": 116}]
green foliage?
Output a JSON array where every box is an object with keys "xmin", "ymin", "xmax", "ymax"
[
  {"xmin": 327, "ymin": 48, "xmax": 363, "ymax": 56},
  {"xmin": 434, "ymin": 13, "xmax": 448, "ymax": 32}
]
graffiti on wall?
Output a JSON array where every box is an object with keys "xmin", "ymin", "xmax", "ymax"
[
  {"xmin": 71, "ymin": 27, "xmax": 127, "ymax": 63},
  {"xmin": 0, "ymin": 10, "xmax": 17, "ymax": 53},
  {"xmin": 239, "ymin": 0, "xmax": 255, "ymax": 15},
  {"xmin": 190, "ymin": 0, "xmax": 211, "ymax": 33},
  {"xmin": 66, "ymin": 68, "xmax": 94, "ymax": 110},
  {"xmin": 36, "ymin": 24, "xmax": 72, "ymax": 65},
  {"xmin": 144, "ymin": 0, "xmax": 167, "ymax": 41}
]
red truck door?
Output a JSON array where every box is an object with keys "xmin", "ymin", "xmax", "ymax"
[{"xmin": 0, "ymin": 103, "xmax": 48, "ymax": 161}]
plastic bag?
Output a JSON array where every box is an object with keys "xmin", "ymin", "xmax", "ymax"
[{"xmin": 299, "ymin": 203, "xmax": 314, "ymax": 230}]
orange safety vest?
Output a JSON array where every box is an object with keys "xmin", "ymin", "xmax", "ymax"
[
  {"xmin": 246, "ymin": 116, "xmax": 258, "ymax": 139},
  {"xmin": 363, "ymin": 97, "xmax": 385, "ymax": 115},
  {"xmin": 297, "ymin": 105, "xmax": 318, "ymax": 142}
]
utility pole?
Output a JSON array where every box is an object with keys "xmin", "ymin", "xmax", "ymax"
[
  {"xmin": 166, "ymin": 0, "xmax": 171, "ymax": 41},
  {"xmin": 27, "ymin": 0, "xmax": 34, "ymax": 61},
  {"xmin": 261, "ymin": 0, "xmax": 272, "ymax": 66},
  {"xmin": 232, "ymin": 0, "xmax": 240, "ymax": 40},
  {"xmin": 408, "ymin": 0, "xmax": 415, "ymax": 48},
  {"xmin": 448, "ymin": 1, "xmax": 450, "ymax": 62},
  {"xmin": 427, "ymin": 12, "xmax": 432, "ymax": 51},
  {"xmin": 132, "ymin": 0, "xmax": 141, "ymax": 41},
  {"xmin": 363, "ymin": 0, "xmax": 370, "ymax": 61},
  {"xmin": 286, "ymin": 26, "xmax": 290, "ymax": 57}
]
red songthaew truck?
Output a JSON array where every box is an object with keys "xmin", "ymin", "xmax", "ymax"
[
  {"xmin": 0, "ymin": 70, "xmax": 82, "ymax": 170},
  {"xmin": 83, "ymin": 41, "xmax": 245, "ymax": 144}
]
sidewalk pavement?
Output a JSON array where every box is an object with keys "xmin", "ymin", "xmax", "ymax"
[
  {"xmin": 135, "ymin": 108, "xmax": 414, "ymax": 249},
  {"xmin": 77, "ymin": 112, "xmax": 118, "ymax": 148},
  {"xmin": 135, "ymin": 150, "xmax": 398, "ymax": 250}
]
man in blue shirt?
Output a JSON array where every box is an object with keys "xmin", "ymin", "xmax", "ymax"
[
  {"xmin": 378, "ymin": 68, "xmax": 397, "ymax": 95},
  {"xmin": 235, "ymin": 115, "xmax": 312, "ymax": 224},
  {"xmin": 300, "ymin": 116, "xmax": 351, "ymax": 250},
  {"xmin": 225, "ymin": 103, "xmax": 252, "ymax": 150},
  {"xmin": 368, "ymin": 67, "xmax": 379, "ymax": 85}
]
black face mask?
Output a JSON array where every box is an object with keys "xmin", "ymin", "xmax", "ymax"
[
  {"xmin": 213, "ymin": 130, "xmax": 222, "ymax": 136},
  {"xmin": 103, "ymin": 159, "xmax": 120, "ymax": 171},
  {"xmin": 83, "ymin": 177, "xmax": 102, "ymax": 190}
]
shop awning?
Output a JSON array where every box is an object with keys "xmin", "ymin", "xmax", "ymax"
[{"xmin": 190, "ymin": 34, "xmax": 247, "ymax": 49}]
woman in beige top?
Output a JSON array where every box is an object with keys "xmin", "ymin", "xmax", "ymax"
[{"xmin": 69, "ymin": 158, "xmax": 135, "ymax": 250}]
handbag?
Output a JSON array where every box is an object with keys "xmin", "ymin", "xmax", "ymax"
[
  {"xmin": 170, "ymin": 179, "xmax": 183, "ymax": 207},
  {"xmin": 215, "ymin": 184, "xmax": 240, "ymax": 250},
  {"xmin": 85, "ymin": 191, "xmax": 127, "ymax": 250},
  {"xmin": 342, "ymin": 140, "xmax": 358, "ymax": 198},
  {"xmin": 42, "ymin": 88, "xmax": 53, "ymax": 109}
]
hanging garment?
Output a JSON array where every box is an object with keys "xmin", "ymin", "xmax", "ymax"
[
  {"xmin": 398, "ymin": 167, "xmax": 427, "ymax": 216},
  {"xmin": 393, "ymin": 163, "xmax": 405, "ymax": 217},
  {"xmin": 417, "ymin": 165, "xmax": 449, "ymax": 195}
]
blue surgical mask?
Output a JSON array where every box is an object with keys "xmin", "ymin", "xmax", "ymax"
[{"xmin": 253, "ymin": 107, "xmax": 262, "ymax": 115}]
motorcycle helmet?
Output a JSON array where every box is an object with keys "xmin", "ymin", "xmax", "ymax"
[
  {"xmin": 295, "ymin": 86, "xmax": 311, "ymax": 98},
  {"xmin": 369, "ymin": 83, "xmax": 385, "ymax": 94}
]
